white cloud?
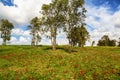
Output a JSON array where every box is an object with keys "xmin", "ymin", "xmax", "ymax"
[
  {"xmin": 41, "ymin": 37, "xmax": 51, "ymax": 45},
  {"xmin": 57, "ymin": 37, "xmax": 68, "ymax": 45},
  {"xmin": 7, "ymin": 36, "xmax": 31, "ymax": 45},
  {"xmin": 19, "ymin": 36, "xmax": 30, "ymax": 44},
  {"xmin": 12, "ymin": 28, "xmax": 31, "ymax": 37},
  {"xmin": 40, "ymin": 32, "xmax": 69, "ymax": 45},
  {"xmin": 11, "ymin": 31, "xmax": 68, "ymax": 45},
  {"xmin": 0, "ymin": 28, "xmax": 31, "ymax": 45},
  {"xmin": 12, "ymin": 28, "xmax": 24, "ymax": 35},
  {"xmin": 0, "ymin": 0, "xmax": 51, "ymax": 25},
  {"xmin": 10, "ymin": 37, "xmax": 17, "ymax": 44},
  {"xmin": 23, "ymin": 30, "xmax": 30, "ymax": 37},
  {"xmin": 57, "ymin": 32, "xmax": 68, "ymax": 45},
  {"xmin": 86, "ymin": 5, "xmax": 120, "ymax": 45},
  {"xmin": 11, "ymin": 37, "xmax": 17, "ymax": 42}
]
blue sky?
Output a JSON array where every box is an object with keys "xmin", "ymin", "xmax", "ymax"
[
  {"xmin": 0, "ymin": 0, "xmax": 120, "ymax": 45},
  {"xmin": 0, "ymin": 0, "xmax": 14, "ymax": 6}
]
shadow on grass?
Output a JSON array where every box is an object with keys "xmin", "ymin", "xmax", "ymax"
[
  {"xmin": 43, "ymin": 46, "xmax": 78, "ymax": 53},
  {"xmin": 0, "ymin": 49, "xmax": 12, "ymax": 55}
]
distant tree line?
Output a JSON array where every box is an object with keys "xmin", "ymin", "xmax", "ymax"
[{"xmin": 97, "ymin": 35, "xmax": 120, "ymax": 47}]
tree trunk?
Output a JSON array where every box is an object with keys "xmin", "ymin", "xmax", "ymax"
[
  {"xmin": 36, "ymin": 41, "xmax": 38, "ymax": 47},
  {"xmin": 52, "ymin": 36, "xmax": 56, "ymax": 51},
  {"xmin": 68, "ymin": 39, "xmax": 72, "ymax": 53},
  {"xmin": 81, "ymin": 45, "xmax": 84, "ymax": 47},
  {"xmin": 3, "ymin": 39, "xmax": 6, "ymax": 46},
  {"xmin": 52, "ymin": 27, "xmax": 57, "ymax": 51},
  {"xmin": 78, "ymin": 43, "xmax": 80, "ymax": 47}
]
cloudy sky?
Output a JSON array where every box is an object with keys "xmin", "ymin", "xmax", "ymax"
[{"xmin": 0, "ymin": 0, "xmax": 120, "ymax": 45}]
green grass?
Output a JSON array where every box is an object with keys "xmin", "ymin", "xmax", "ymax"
[{"xmin": 0, "ymin": 45, "xmax": 120, "ymax": 80}]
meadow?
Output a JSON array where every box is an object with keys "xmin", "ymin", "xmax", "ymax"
[{"xmin": 0, "ymin": 45, "xmax": 120, "ymax": 80}]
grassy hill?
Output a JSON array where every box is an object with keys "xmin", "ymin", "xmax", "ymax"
[{"xmin": 0, "ymin": 45, "xmax": 120, "ymax": 79}]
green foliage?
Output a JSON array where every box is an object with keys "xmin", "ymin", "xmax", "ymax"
[
  {"xmin": 97, "ymin": 35, "xmax": 116, "ymax": 46},
  {"xmin": 28, "ymin": 17, "xmax": 42, "ymax": 46},
  {"xmin": 57, "ymin": 0, "xmax": 86, "ymax": 52},
  {"xmin": 0, "ymin": 19, "xmax": 14, "ymax": 45},
  {"xmin": 41, "ymin": 0, "xmax": 66, "ymax": 51},
  {"xmin": 68, "ymin": 25, "xmax": 90, "ymax": 47}
]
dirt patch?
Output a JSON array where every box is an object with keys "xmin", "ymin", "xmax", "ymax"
[
  {"xmin": 0, "ymin": 53, "xmax": 27, "ymax": 60},
  {"xmin": 0, "ymin": 53, "xmax": 17, "ymax": 59}
]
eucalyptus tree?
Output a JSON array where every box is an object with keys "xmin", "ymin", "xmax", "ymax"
[
  {"xmin": 0, "ymin": 19, "xmax": 14, "ymax": 45},
  {"xmin": 41, "ymin": 0, "xmax": 66, "ymax": 50},
  {"xmin": 68, "ymin": 26, "xmax": 78, "ymax": 46},
  {"xmin": 78, "ymin": 24, "xmax": 90, "ymax": 47},
  {"xmin": 59, "ymin": 0, "xmax": 86, "ymax": 51},
  {"xmin": 28, "ymin": 17, "xmax": 42, "ymax": 46},
  {"xmin": 69, "ymin": 24, "xmax": 89, "ymax": 47}
]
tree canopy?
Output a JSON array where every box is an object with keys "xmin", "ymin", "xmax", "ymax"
[
  {"xmin": 97, "ymin": 35, "xmax": 116, "ymax": 46},
  {"xmin": 0, "ymin": 19, "xmax": 14, "ymax": 45},
  {"xmin": 68, "ymin": 24, "xmax": 89, "ymax": 47},
  {"xmin": 28, "ymin": 17, "xmax": 42, "ymax": 46}
]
